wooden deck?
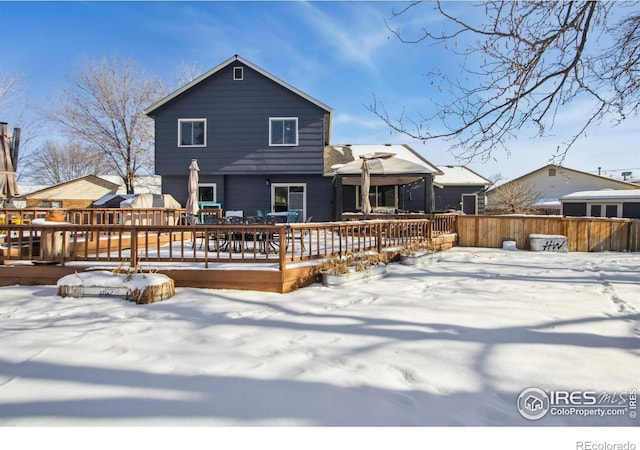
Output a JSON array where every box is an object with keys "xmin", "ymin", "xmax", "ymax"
[
  {"xmin": 0, "ymin": 215, "xmax": 457, "ymax": 293},
  {"xmin": 3, "ymin": 210, "xmax": 638, "ymax": 293}
]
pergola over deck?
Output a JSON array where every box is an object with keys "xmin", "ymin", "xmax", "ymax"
[{"xmin": 332, "ymin": 151, "xmax": 443, "ymax": 218}]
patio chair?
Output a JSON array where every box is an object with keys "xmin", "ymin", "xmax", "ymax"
[
  {"xmin": 254, "ymin": 216, "xmax": 279, "ymax": 253},
  {"xmin": 186, "ymin": 215, "xmax": 205, "ymax": 249},
  {"xmin": 289, "ymin": 215, "xmax": 312, "ymax": 253},
  {"xmin": 205, "ymin": 215, "xmax": 229, "ymax": 251},
  {"xmin": 287, "ymin": 211, "xmax": 299, "ymax": 223}
]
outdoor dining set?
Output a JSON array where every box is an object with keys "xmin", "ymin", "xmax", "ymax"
[{"xmin": 187, "ymin": 210, "xmax": 302, "ymax": 253}]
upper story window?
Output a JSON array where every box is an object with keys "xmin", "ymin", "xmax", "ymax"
[
  {"xmin": 179, "ymin": 119, "xmax": 206, "ymax": 147},
  {"xmin": 269, "ymin": 117, "xmax": 298, "ymax": 146},
  {"xmin": 549, "ymin": 168, "xmax": 556, "ymax": 176},
  {"xmin": 233, "ymin": 67, "xmax": 243, "ymax": 80}
]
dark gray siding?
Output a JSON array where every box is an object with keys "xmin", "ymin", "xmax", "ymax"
[
  {"xmin": 223, "ymin": 175, "xmax": 334, "ymax": 221},
  {"xmin": 151, "ymin": 62, "xmax": 327, "ymax": 177},
  {"xmin": 162, "ymin": 174, "xmax": 334, "ymax": 222},
  {"xmin": 404, "ymin": 182, "xmax": 487, "ymax": 213},
  {"xmin": 162, "ymin": 174, "xmax": 225, "ymax": 208},
  {"xmin": 434, "ymin": 186, "xmax": 487, "ymax": 213}
]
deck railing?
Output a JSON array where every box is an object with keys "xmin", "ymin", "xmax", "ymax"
[
  {"xmin": 0, "ymin": 217, "xmax": 442, "ymax": 269},
  {"xmin": 0, "ymin": 207, "xmax": 190, "ymax": 226}
]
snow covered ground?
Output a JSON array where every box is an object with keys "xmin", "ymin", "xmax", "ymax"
[{"xmin": 0, "ymin": 247, "xmax": 638, "ymax": 435}]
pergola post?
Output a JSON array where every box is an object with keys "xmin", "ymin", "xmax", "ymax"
[
  {"xmin": 423, "ymin": 174, "xmax": 434, "ymax": 213},
  {"xmin": 334, "ymin": 176, "xmax": 343, "ymax": 221}
]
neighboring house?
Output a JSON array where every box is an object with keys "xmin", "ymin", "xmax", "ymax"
[
  {"xmin": 561, "ymin": 190, "xmax": 640, "ymax": 219},
  {"xmin": 486, "ymin": 164, "xmax": 640, "ymax": 214},
  {"xmin": 22, "ymin": 175, "xmax": 120, "ymax": 209},
  {"xmin": 433, "ymin": 165, "xmax": 493, "ymax": 214},
  {"xmin": 144, "ymin": 55, "xmax": 442, "ymax": 222},
  {"xmin": 593, "ymin": 168, "xmax": 640, "ymax": 184}
]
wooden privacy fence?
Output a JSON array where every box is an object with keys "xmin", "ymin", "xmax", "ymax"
[{"xmin": 457, "ymin": 215, "xmax": 640, "ymax": 252}]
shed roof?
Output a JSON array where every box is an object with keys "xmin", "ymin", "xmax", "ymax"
[{"xmin": 560, "ymin": 190, "xmax": 640, "ymax": 202}]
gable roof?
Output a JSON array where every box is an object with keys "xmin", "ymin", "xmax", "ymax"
[
  {"xmin": 144, "ymin": 55, "xmax": 333, "ymax": 116},
  {"xmin": 435, "ymin": 165, "xmax": 492, "ymax": 187},
  {"xmin": 491, "ymin": 164, "xmax": 640, "ymax": 192},
  {"xmin": 24, "ymin": 175, "xmax": 120, "ymax": 199}
]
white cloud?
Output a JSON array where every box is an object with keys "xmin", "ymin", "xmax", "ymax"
[{"xmin": 293, "ymin": 2, "xmax": 393, "ymax": 72}]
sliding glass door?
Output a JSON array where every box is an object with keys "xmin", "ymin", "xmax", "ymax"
[{"xmin": 272, "ymin": 183, "xmax": 306, "ymax": 221}]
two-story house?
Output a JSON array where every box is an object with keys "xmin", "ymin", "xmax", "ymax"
[
  {"xmin": 144, "ymin": 55, "xmax": 334, "ymax": 221},
  {"xmin": 145, "ymin": 55, "xmax": 445, "ymax": 221}
]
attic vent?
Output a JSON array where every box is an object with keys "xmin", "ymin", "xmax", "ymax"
[
  {"xmin": 233, "ymin": 67, "xmax": 243, "ymax": 80},
  {"xmin": 549, "ymin": 168, "xmax": 556, "ymax": 176}
]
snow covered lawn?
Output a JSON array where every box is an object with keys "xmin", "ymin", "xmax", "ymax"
[{"xmin": 0, "ymin": 247, "xmax": 638, "ymax": 426}]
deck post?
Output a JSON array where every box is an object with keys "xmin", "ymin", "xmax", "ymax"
[
  {"xmin": 130, "ymin": 227, "xmax": 138, "ymax": 268},
  {"xmin": 278, "ymin": 227, "xmax": 286, "ymax": 271}
]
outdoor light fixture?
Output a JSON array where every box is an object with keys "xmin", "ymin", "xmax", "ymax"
[{"xmin": 265, "ymin": 178, "xmax": 271, "ymax": 186}]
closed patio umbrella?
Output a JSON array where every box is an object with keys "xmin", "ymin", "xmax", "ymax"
[
  {"xmin": 360, "ymin": 157, "xmax": 372, "ymax": 215},
  {"xmin": 185, "ymin": 159, "xmax": 200, "ymax": 218},
  {"xmin": 0, "ymin": 123, "xmax": 19, "ymax": 206}
]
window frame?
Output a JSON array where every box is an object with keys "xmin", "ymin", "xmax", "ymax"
[
  {"xmin": 588, "ymin": 203, "xmax": 622, "ymax": 218},
  {"xmin": 271, "ymin": 183, "xmax": 306, "ymax": 221},
  {"xmin": 42, "ymin": 201, "xmax": 63, "ymax": 208},
  {"xmin": 233, "ymin": 66, "xmax": 244, "ymax": 80},
  {"xmin": 197, "ymin": 183, "xmax": 217, "ymax": 204},
  {"xmin": 178, "ymin": 118, "xmax": 207, "ymax": 148},
  {"xmin": 269, "ymin": 117, "xmax": 298, "ymax": 146}
]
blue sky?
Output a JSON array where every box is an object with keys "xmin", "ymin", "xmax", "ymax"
[{"xmin": 2, "ymin": 1, "xmax": 638, "ymax": 182}]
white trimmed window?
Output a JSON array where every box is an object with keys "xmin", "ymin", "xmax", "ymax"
[
  {"xmin": 198, "ymin": 183, "xmax": 217, "ymax": 204},
  {"xmin": 269, "ymin": 118, "xmax": 298, "ymax": 146},
  {"xmin": 178, "ymin": 119, "xmax": 206, "ymax": 147},
  {"xmin": 233, "ymin": 67, "xmax": 244, "ymax": 80}
]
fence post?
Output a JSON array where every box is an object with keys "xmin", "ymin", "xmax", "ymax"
[
  {"xmin": 130, "ymin": 226, "xmax": 138, "ymax": 269},
  {"xmin": 376, "ymin": 222, "xmax": 383, "ymax": 255},
  {"xmin": 278, "ymin": 227, "xmax": 286, "ymax": 271}
]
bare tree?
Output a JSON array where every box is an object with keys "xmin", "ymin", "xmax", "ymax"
[
  {"xmin": 50, "ymin": 55, "xmax": 164, "ymax": 193},
  {"xmin": 370, "ymin": 1, "xmax": 640, "ymax": 163},
  {"xmin": 25, "ymin": 141, "xmax": 108, "ymax": 185},
  {"xmin": 487, "ymin": 181, "xmax": 541, "ymax": 214},
  {"xmin": 173, "ymin": 60, "xmax": 203, "ymax": 89},
  {"xmin": 0, "ymin": 72, "xmax": 23, "ymax": 112}
]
